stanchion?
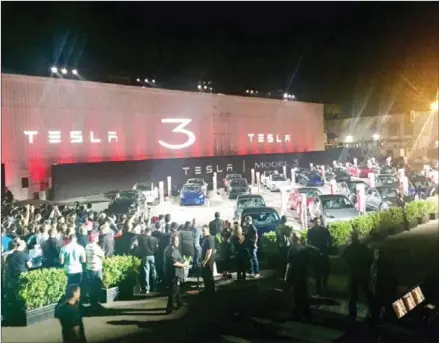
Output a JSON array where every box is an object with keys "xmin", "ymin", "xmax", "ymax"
[
  {"xmin": 251, "ymin": 169, "xmax": 255, "ymax": 186},
  {"xmin": 167, "ymin": 176, "xmax": 172, "ymax": 199},
  {"xmin": 256, "ymin": 172, "xmax": 261, "ymax": 193},
  {"xmin": 213, "ymin": 172, "xmax": 217, "ymax": 194},
  {"xmin": 356, "ymin": 183, "xmax": 366, "ymax": 214},
  {"xmin": 159, "ymin": 181, "xmax": 164, "ymax": 204},
  {"xmin": 300, "ymin": 194, "xmax": 308, "ymax": 230},
  {"xmin": 368, "ymin": 172, "xmax": 375, "ymax": 188}
]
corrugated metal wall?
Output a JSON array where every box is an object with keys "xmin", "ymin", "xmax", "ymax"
[{"xmin": 1, "ymin": 73, "xmax": 324, "ymax": 199}]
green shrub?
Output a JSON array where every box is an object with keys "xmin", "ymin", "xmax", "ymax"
[
  {"xmin": 425, "ymin": 197, "xmax": 439, "ymax": 214},
  {"xmin": 417, "ymin": 200, "xmax": 430, "ymax": 217},
  {"xmin": 405, "ymin": 201, "xmax": 420, "ymax": 222},
  {"xmin": 327, "ymin": 221, "xmax": 353, "ymax": 246},
  {"xmin": 351, "ymin": 214, "xmax": 376, "ymax": 239},
  {"xmin": 6, "ymin": 268, "xmax": 67, "ymax": 310},
  {"xmin": 261, "ymin": 231, "xmax": 278, "ymax": 255},
  {"xmin": 378, "ymin": 207, "xmax": 404, "ymax": 235},
  {"xmin": 102, "ymin": 255, "xmax": 141, "ymax": 289}
]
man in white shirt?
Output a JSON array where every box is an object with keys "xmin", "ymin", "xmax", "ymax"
[
  {"xmin": 85, "ymin": 233, "xmax": 105, "ymax": 307},
  {"xmin": 60, "ymin": 234, "xmax": 86, "ymax": 286}
]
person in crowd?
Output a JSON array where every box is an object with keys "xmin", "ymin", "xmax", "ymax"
[
  {"xmin": 60, "ymin": 234, "xmax": 86, "ymax": 286},
  {"xmin": 55, "ymin": 284, "xmax": 87, "ymax": 343},
  {"xmin": 220, "ymin": 220, "xmax": 233, "ymax": 278},
  {"xmin": 42, "ymin": 228, "xmax": 62, "ymax": 268},
  {"xmin": 164, "ymin": 233, "xmax": 187, "ymax": 314},
  {"xmin": 243, "ymin": 216, "xmax": 260, "ymax": 278},
  {"xmin": 77, "ymin": 225, "xmax": 89, "ymax": 249},
  {"xmin": 201, "ymin": 224, "xmax": 215, "ymax": 295},
  {"xmin": 342, "ymin": 230, "xmax": 374, "ymax": 322},
  {"xmin": 164, "ymin": 214, "xmax": 172, "ymax": 233},
  {"xmin": 4, "ymin": 239, "xmax": 32, "ymax": 286},
  {"xmin": 85, "ymin": 232, "xmax": 105, "ymax": 309},
  {"xmin": 230, "ymin": 222, "xmax": 248, "ymax": 281},
  {"xmin": 209, "ymin": 212, "xmax": 223, "ymax": 237},
  {"xmin": 115, "ymin": 216, "xmax": 137, "ymax": 255},
  {"xmin": 157, "ymin": 214, "xmax": 166, "ymax": 232},
  {"xmin": 307, "ymin": 217, "xmax": 332, "ymax": 296},
  {"xmin": 285, "ymin": 232, "xmax": 311, "ymax": 321},
  {"xmin": 370, "ymin": 246, "xmax": 397, "ymax": 323},
  {"xmin": 36, "ymin": 223, "xmax": 49, "ymax": 247},
  {"xmin": 191, "ymin": 218, "xmax": 202, "ymax": 270},
  {"xmin": 136, "ymin": 228, "xmax": 158, "ymax": 294},
  {"xmin": 99, "ymin": 222, "xmax": 115, "ymax": 257},
  {"xmin": 275, "ymin": 215, "xmax": 292, "ymax": 278},
  {"xmin": 1, "ymin": 224, "xmax": 12, "ymax": 253}
]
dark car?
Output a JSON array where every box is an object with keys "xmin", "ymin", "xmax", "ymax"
[
  {"xmin": 223, "ymin": 173, "xmax": 243, "ymax": 188},
  {"xmin": 227, "ymin": 178, "xmax": 250, "ymax": 199},
  {"xmin": 326, "ymin": 168, "xmax": 351, "ymax": 182},
  {"xmin": 107, "ymin": 190, "xmax": 145, "ymax": 215},
  {"xmin": 378, "ymin": 165, "xmax": 396, "ymax": 176},
  {"xmin": 298, "ymin": 171, "xmax": 324, "ymax": 186},
  {"xmin": 234, "ymin": 194, "xmax": 266, "ymax": 220},
  {"xmin": 240, "ymin": 207, "xmax": 281, "ymax": 235}
]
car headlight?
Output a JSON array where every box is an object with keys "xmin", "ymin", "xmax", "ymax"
[{"xmin": 199, "ymin": 194, "xmax": 204, "ymax": 199}]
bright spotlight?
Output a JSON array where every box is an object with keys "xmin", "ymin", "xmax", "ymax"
[
  {"xmin": 61, "ymin": 68, "xmax": 68, "ymax": 75},
  {"xmin": 246, "ymin": 90, "xmax": 249, "ymax": 93},
  {"xmin": 288, "ymin": 94, "xmax": 293, "ymax": 99},
  {"xmin": 431, "ymin": 101, "xmax": 438, "ymax": 111},
  {"xmin": 250, "ymin": 90, "xmax": 254, "ymax": 94},
  {"xmin": 136, "ymin": 78, "xmax": 140, "ymax": 82},
  {"xmin": 72, "ymin": 69, "xmax": 78, "ymax": 75},
  {"xmin": 283, "ymin": 93, "xmax": 288, "ymax": 99},
  {"xmin": 372, "ymin": 133, "xmax": 380, "ymax": 141},
  {"xmin": 345, "ymin": 135, "xmax": 354, "ymax": 143},
  {"xmin": 198, "ymin": 85, "xmax": 202, "ymax": 90},
  {"xmin": 291, "ymin": 95, "xmax": 295, "ymax": 99},
  {"xmin": 50, "ymin": 66, "xmax": 58, "ymax": 73},
  {"xmin": 152, "ymin": 79, "xmax": 156, "ymax": 83},
  {"xmin": 204, "ymin": 85, "xmax": 207, "ymax": 90},
  {"xmin": 145, "ymin": 78, "xmax": 149, "ymax": 83}
]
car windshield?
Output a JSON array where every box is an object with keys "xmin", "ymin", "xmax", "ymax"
[
  {"xmin": 334, "ymin": 169, "xmax": 348, "ymax": 176},
  {"xmin": 322, "ymin": 197, "xmax": 354, "ymax": 209},
  {"xmin": 246, "ymin": 211, "xmax": 280, "ymax": 226},
  {"xmin": 237, "ymin": 198, "xmax": 266, "ymax": 209},
  {"xmin": 230, "ymin": 179, "xmax": 247, "ymax": 187},
  {"xmin": 188, "ymin": 179, "xmax": 203, "ymax": 185},
  {"xmin": 136, "ymin": 184, "xmax": 152, "ymax": 191},
  {"xmin": 379, "ymin": 176, "xmax": 397, "ymax": 185},
  {"xmin": 379, "ymin": 188, "xmax": 397, "ymax": 199},
  {"xmin": 300, "ymin": 189, "xmax": 320, "ymax": 197},
  {"xmin": 183, "ymin": 185, "xmax": 201, "ymax": 192},
  {"xmin": 346, "ymin": 182, "xmax": 364, "ymax": 192},
  {"xmin": 117, "ymin": 192, "xmax": 137, "ymax": 200},
  {"xmin": 272, "ymin": 175, "xmax": 286, "ymax": 181},
  {"xmin": 227, "ymin": 174, "xmax": 242, "ymax": 180}
]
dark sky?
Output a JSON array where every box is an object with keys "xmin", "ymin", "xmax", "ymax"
[{"xmin": 2, "ymin": 2, "xmax": 438, "ymax": 114}]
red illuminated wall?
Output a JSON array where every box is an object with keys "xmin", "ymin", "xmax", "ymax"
[{"xmin": 1, "ymin": 73, "xmax": 324, "ymax": 198}]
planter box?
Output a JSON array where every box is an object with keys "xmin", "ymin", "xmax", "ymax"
[
  {"xmin": 429, "ymin": 213, "xmax": 438, "ymax": 220},
  {"xmin": 405, "ymin": 219, "xmax": 418, "ymax": 231},
  {"xmin": 100, "ymin": 287, "xmax": 119, "ymax": 304},
  {"xmin": 417, "ymin": 215, "xmax": 430, "ymax": 225},
  {"xmin": 6, "ymin": 303, "xmax": 57, "ymax": 326}
]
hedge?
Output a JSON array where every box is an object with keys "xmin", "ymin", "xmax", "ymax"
[{"xmin": 102, "ymin": 255, "xmax": 141, "ymax": 289}]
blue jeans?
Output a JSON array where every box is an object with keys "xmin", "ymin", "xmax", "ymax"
[
  {"xmin": 247, "ymin": 247, "xmax": 260, "ymax": 274},
  {"xmin": 141, "ymin": 256, "xmax": 157, "ymax": 292}
]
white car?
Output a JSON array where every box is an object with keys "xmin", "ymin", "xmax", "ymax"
[
  {"xmin": 266, "ymin": 174, "xmax": 291, "ymax": 192},
  {"xmin": 261, "ymin": 171, "xmax": 277, "ymax": 187},
  {"xmin": 186, "ymin": 178, "xmax": 208, "ymax": 195},
  {"xmin": 308, "ymin": 194, "xmax": 360, "ymax": 227},
  {"xmin": 133, "ymin": 183, "xmax": 159, "ymax": 204}
]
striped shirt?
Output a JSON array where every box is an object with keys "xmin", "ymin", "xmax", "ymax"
[{"xmin": 85, "ymin": 243, "xmax": 104, "ymax": 271}]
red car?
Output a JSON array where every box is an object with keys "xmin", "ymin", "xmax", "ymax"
[
  {"xmin": 289, "ymin": 187, "xmax": 322, "ymax": 210},
  {"xmin": 348, "ymin": 165, "xmax": 376, "ymax": 178}
]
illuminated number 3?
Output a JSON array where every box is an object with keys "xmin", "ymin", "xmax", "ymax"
[{"xmin": 158, "ymin": 119, "xmax": 196, "ymax": 150}]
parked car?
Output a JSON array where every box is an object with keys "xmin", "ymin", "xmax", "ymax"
[
  {"xmin": 262, "ymin": 171, "xmax": 278, "ymax": 187},
  {"xmin": 266, "ymin": 174, "xmax": 292, "ymax": 192},
  {"xmin": 365, "ymin": 186, "xmax": 402, "ymax": 211},
  {"xmin": 375, "ymin": 174, "xmax": 399, "ymax": 187},
  {"xmin": 308, "ymin": 194, "xmax": 360, "ymax": 227},
  {"xmin": 325, "ymin": 168, "xmax": 350, "ymax": 183},
  {"xmin": 186, "ymin": 178, "xmax": 208, "ymax": 195},
  {"xmin": 234, "ymin": 194, "xmax": 266, "ymax": 220},
  {"xmin": 223, "ymin": 174, "xmax": 243, "ymax": 188},
  {"xmin": 289, "ymin": 187, "xmax": 322, "ymax": 210},
  {"xmin": 378, "ymin": 165, "xmax": 396, "ymax": 175},
  {"xmin": 180, "ymin": 184, "xmax": 206, "ymax": 206},
  {"xmin": 227, "ymin": 178, "xmax": 251, "ymax": 199},
  {"xmin": 409, "ymin": 176, "xmax": 438, "ymax": 198},
  {"xmin": 348, "ymin": 164, "xmax": 377, "ymax": 178},
  {"xmin": 133, "ymin": 183, "xmax": 158, "ymax": 204},
  {"xmin": 240, "ymin": 207, "xmax": 280, "ymax": 235},
  {"xmin": 338, "ymin": 180, "xmax": 369, "ymax": 203},
  {"xmin": 298, "ymin": 171, "xmax": 325, "ymax": 186},
  {"xmin": 108, "ymin": 190, "xmax": 146, "ymax": 215}
]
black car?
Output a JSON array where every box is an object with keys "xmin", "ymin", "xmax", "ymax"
[
  {"xmin": 227, "ymin": 178, "xmax": 250, "ymax": 199},
  {"xmin": 326, "ymin": 168, "xmax": 350, "ymax": 182},
  {"xmin": 107, "ymin": 190, "xmax": 145, "ymax": 215}
]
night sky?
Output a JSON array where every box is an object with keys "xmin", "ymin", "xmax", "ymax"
[{"xmin": 2, "ymin": 2, "xmax": 438, "ymax": 115}]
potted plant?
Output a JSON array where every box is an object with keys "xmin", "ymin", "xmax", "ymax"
[
  {"xmin": 101, "ymin": 257, "xmax": 123, "ymax": 303},
  {"xmin": 327, "ymin": 221, "xmax": 353, "ymax": 248},
  {"xmin": 117, "ymin": 256, "xmax": 141, "ymax": 300},
  {"xmin": 378, "ymin": 207, "xmax": 404, "ymax": 236},
  {"xmin": 417, "ymin": 201, "xmax": 431, "ymax": 225},
  {"xmin": 425, "ymin": 197, "xmax": 438, "ymax": 220},
  {"xmin": 261, "ymin": 231, "xmax": 278, "ymax": 268},
  {"xmin": 4, "ymin": 268, "xmax": 67, "ymax": 326},
  {"xmin": 405, "ymin": 201, "xmax": 420, "ymax": 230}
]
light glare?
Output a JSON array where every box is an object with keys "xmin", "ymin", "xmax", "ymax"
[
  {"xmin": 345, "ymin": 135, "xmax": 354, "ymax": 143},
  {"xmin": 372, "ymin": 133, "xmax": 380, "ymax": 141},
  {"xmin": 50, "ymin": 66, "xmax": 58, "ymax": 73},
  {"xmin": 431, "ymin": 101, "xmax": 438, "ymax": 111},
  {"xmin": 72, "ymin": 69, "xmax": 78, "ymax": 75},
  {"xmin": 61, "ymin": 68, "xmax": 68, "ymax": 75}
]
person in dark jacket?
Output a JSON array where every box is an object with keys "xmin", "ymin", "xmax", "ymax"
[
  {"xmin": 230, "ymin": 222, "xmax": 248, "ymax": 281},
  {"xmin": 99, "ymin": 223, "xmax": 114, "ymax": 257},
  {"xmin": 115, "ymin": 226, "xmax": 137, "ymax": 255},
  {"xmin": 209, "ymin": 212, "xmax": 223, "ymax": 237},
  {"xmin": 42, "ymin": 228, "xmax": 62, "ymax": 268},
  {"xmin": 136, "ymin": 228, "xmax": 158, "ymax": 294},
  {"xmin": 275, "ymin": 215, "xmax": 292, "ymax": 278},
  {"xmin": 342, "ymin": 231, "xmax": 374, "ymax": 322}
]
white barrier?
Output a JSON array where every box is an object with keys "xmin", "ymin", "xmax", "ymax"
[
  {"xmin": 251, "ymin": 169, "xmax": 255, "ymax": 186},
  {"xmin": 333, "ymin": 160, "xmax": 337, "ymax": 168},
  {"xmin": 310, "ymin": 163, "xmax": 314, "ymax": 170},
  {"xmin": 167, "ymin": 176, "xmax": 172, "ymax": 198},
  {"xmin": 353, "ymin": 158, "xmax": 358, "ymax": 167},
  {"xmin": 213, "ymin": 172, "xmax": 217, "ymax": 194},
  {"xmin": 291, "ymin": 168, "xmax": 296, "ymax": 185},
  {"xmin": 329, "ymin": 179, "xmax": 337, "ymax": 195},
  {"xmin": 368, "ymin": 172, "xmax": 375, "ymax": 188},
  {"xmin": 159, "ymin": 181, "xmax": 165, "ymax": 204},
  {"xmin": 320, "ymin": 165, "xmax": 326, "ymax": 180},
  {"xmin": 300, "ymin": 193, "xmax": 308, "ymax": 230},
  {"xmin": 356, "ymin": 183, "xmax": 366, "ymax": 214},
  {"xmin": 256, "ymin": 172, "xmax": 261, "ymax": 193},
  {"xmin": 283, "ymin": 165, "xmax": 287, "ymax": 179}
]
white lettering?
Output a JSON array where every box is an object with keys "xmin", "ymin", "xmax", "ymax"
[
  {"xmin": 226, "ymin": 164, "xmax": 233, "ymax": 172},
  {"xmin": 108, "ymin": 131, "xmax": 118, "ymax": 142},
  {"xmin": 216, "ymin": 165, "xmax": 223, "ymax": 173},
  {"xmin": 24, "ymin": 131, "xmax": 38, "ymax": 144},
  {"xmin": 257, "ymin": 134, "xmax": 264, "ymax": 143},
  {"xmin": 70, "ymin": 131, "xmax": 83, "ymax": 144},
  {"xmin": 194, "ymin": 167, "xmax": 202, "ymax": 175},
  {"xmin": 285, "ymin": 135, "xmax": 291, "ymax": 142},
  {"xmin": 248, "ymin": 133, "xmax": 255, "ymax": 143},
  {"xmin": 206, "ymin": 165, "xmax": 213, "ymax": 174},
  {"xmin": 158, "ymin": 118, "xmax": 196, "ymax": 150},
  {"xmin": 181, "ymin": 164, "xmax": 233, "ymax": 175},
  {"xmin": 182, "ymin": 167, "xmax": 190, "ymax": 175},
  {"xmin": 48, "ymin": 131, "xmax": 61, "ymax": 144},
  {"xmin": 254, "ymin": 161, "xmax": 287, "ymax": 169},
  {"xmin": 276, "ymin": 134, "xmax": 282, "ymax": 143},
  {"xmin": 267, "ymin": 134, "xmax": 274, "ymax": 143},
  {"xmin": 90, "ymin": 131, "xmax": 101, "ymax": 143}
]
